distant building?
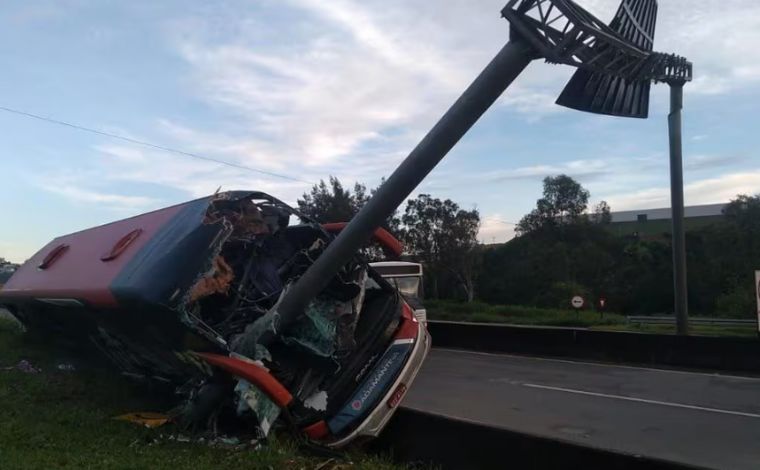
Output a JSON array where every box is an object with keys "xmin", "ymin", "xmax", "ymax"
[{"xmin": 608, "ymin": 203, "xmax": 726, "ymax": 237}]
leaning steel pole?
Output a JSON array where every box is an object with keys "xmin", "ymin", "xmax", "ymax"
[
  {"xmin": 272, "ymin": 40, "xmax": 536, "ymax": 327},
  {"xmin": 235, "ymin": 0, "xmax": 694, "ymax": 349},
  {"xmin": 668, "ymin": 82, "xmax": 689, "ymax": 335}
]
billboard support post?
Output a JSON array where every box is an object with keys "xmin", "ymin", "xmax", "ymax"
[
  {"xmin": 755, "ymin": 270, "xmax": 760, "ymax": 337},
  {"xmin": 669, "ymin": 82, "xmax": 689, "ymax": 335}
]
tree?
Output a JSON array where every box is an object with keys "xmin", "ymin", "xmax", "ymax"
[
  {"xmin": 296, "ymin": 177, "xmax": 401, "ymax": 260},
  {"xmin": 482, "ymin": 176, "xmax": 629, "ymax": 311},
  {"xmin": 517, "ymin": 175, "xmax": 590, "ymax": 234},
  {"xmin": 401, "ymin": 194, "xmax": 480, "ymax": 301},
  {"xmin": 297, "ymin": 176, "xmax": 357, "ymax": 224},
  {"xmin": 592, "ymin": 200, "xmax": 612, "ymax": 225},
  {"xmin": 723, "ymin": 194, "xmax": 760, "ymax": 235},
  {"xmin": 297, "ymin": 176, "xmax": 402, "ymax": 231},
  {"xmin": 692, "ymin": 193, "xmax": 760, "ymax": 317},
  {"xmin": 480, "ymin": 187, "xmax": 760, "ymax": 316}
]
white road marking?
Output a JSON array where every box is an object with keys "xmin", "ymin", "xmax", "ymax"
[
  {"xmin": 433, "ymin": 348, "xmax": 760, "ymax": 382},
  {"xmin": 523, "ymin": 383, "xmax": 760, "ymax": 419}
]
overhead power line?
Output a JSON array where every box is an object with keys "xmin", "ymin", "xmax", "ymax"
[{"xmin": 0, "ymin": 105, "xmax": 313, "ymax": 185}]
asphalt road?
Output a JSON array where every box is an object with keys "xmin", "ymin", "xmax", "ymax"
[{"xmin": 404, "ymin": 348, "xmax": 760, "ymax": 470}]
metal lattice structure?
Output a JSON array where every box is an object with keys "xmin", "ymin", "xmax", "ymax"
[{"xmin": 503, "ymin": 0, "xmax": 692, "ymax": 117}]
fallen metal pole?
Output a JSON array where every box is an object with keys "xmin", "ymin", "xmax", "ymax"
[
  {"xmin": 275, "ymin": 40, "xmax": 535, "ymax": 330},
  {"xmin": 668, "ymin": 82, "xmax": 689, "ymax": 335}
]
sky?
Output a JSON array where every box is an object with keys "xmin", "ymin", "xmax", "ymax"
[{"xmin": 1, "ymin": 0, "xmax": 759, "ymax": 263}]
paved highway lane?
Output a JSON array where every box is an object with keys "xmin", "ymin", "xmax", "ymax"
[{"xmin": 404, "ymin": 349, "xmax": 760, "ymax": 470}]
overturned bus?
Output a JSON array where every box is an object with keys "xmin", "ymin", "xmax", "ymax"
[{"xmin": 0, "ymin": 191, "xmax": 430, "ymax": 446}]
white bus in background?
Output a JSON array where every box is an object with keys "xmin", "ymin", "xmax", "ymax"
[{"xmin": 369, "ymin": 261, "xmax": 427, "ymax": 324}]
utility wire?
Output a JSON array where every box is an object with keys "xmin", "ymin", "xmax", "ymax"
[{"xmin": 0, "ymin": 105, "xmax": 313, "ymax": 185}]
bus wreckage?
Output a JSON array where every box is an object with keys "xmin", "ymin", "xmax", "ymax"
[{"xmin": 0, "ymin": 191, "xmax": 430, "ymax": 446}]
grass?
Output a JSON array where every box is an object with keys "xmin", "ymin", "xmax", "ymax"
[
  {"xmin": 0, "ymin": 319, "xmax": 403, "ymax": 470},
  {"xmin": 426, "ymin": 299, "xmax": 758, "ymax": 337},
  {"xmin": 425, "ymin": 299, "xmax": 627, "ymax": 328}
]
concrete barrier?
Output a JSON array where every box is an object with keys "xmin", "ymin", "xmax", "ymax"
[
  {"xmin": 374, "ymin": 407, "xmax": 705, "ymax": 470},
  {"xmin": 427, "ymin": 320, "xmax": 760, "ymax": 373}
]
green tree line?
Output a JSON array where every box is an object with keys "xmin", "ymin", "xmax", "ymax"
[
  {"xmin": 479, "ymin": 176, "xmax": 760, "ymax": 317},
  {"xmin": 298, "ymin": 175, "xmax": 760, "ymax": 317}
]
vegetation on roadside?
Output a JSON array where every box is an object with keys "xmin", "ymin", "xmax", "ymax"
[
  {"xmin": 296, "ymin": 176, "xmax": 760, "ymax": 319},
  {"xmin": 0, "ymin": 319, "xmax": 402, "ymax": 470},
  {"xmin": 478, "ymin": 180, "xmax": 760, "ymax": 317},
  {"xmin": 425, "ymin": 299, "xmax": 625, "ymax": 328},
  {"xmin": 426, "ymin": 300, "xmax": 757, "ymax": 337}
]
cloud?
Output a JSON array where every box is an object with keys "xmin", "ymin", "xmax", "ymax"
[
  {"xmin": 95, "ymin": 143, "xmax": 310, "ymax": 203},
  {"xmin": 685, "ymin": 154, "xmax": 745, "ymax": 171},
  {"xmin": 35, "ymin": 179, "xmax": 158, "ymax": 211},
  {"xmin": 575, "ymin": 1, "xmax": 760, "ymax": 95},
  {"xmin": 0, "ymin": 240, "xmax": 40, "ymax": 264},
  {"xmin": 484, "ymin": 159, "xmax": 611, "ymax": 182},
  {"xmin": 174, "ymin": 40, "xmax": 426, "ymax": 171},
  {"xmin": 501, "ymin": 1, "xmax": 760, "ymax": 98},
  {"xmin": 7, "ymin": 4, "xmax": 64, "ymax": 25},
  {"xmin": 159, "ymin": 0, "xmax": 760, "ymax": 195},
  {"xmin": 288, "ymin": 0, "xmax": 461, "ymax": 89},
  {"xmin": 92, "ymin": 0, "xmax": 760, "ymax": 203},
  {"xmin": 605, "ymin": 171, "xmax": 760, "ymax": 210},
  {"xmin": 60, "ymin": 0, "xmax": 503, "ymax": 205},
  {"xmin": 656, "ymin": 1, "xmax": 760, "ymax": 95},
  {"xmin": 479, "ymin": 214, "xmax": 517, "ymax": 244},
  {"xmin": 500, "ymin": 88, "xmax": 568, "ymax": 120},
  {"xmin": 422, "ymin": 159, "xmax": 612, "ymax": 193},
  {"xmin": 169, "ymin": 0, "xmax": 495, "ymax": 174}
]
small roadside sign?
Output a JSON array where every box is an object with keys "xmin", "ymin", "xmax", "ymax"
[
  {"xmin": 599, "ymin": 297, "xmax": 606, "ymax": 309},
  {"xmin": 571, "ymin": 295, "xmax": 585, "ymax": 309}
]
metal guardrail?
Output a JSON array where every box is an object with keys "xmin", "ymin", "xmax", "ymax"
[{"xmin": 627, "ymin": 316, "xmax": 756, "ymax": 326}]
